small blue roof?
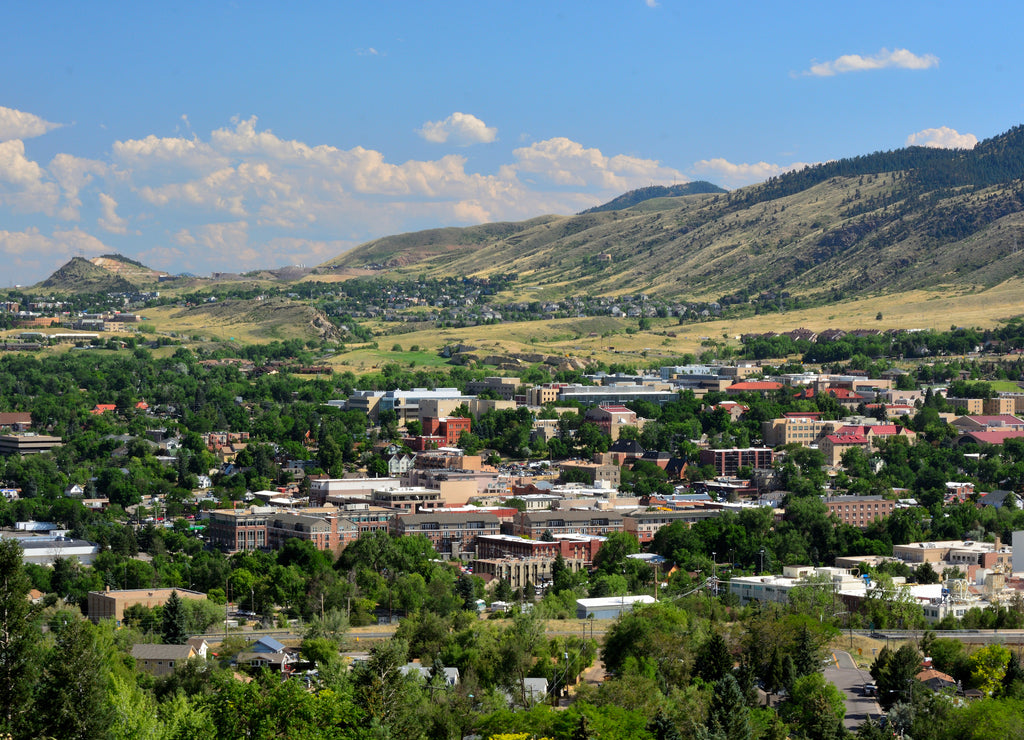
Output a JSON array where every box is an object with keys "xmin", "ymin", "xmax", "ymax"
[{"xmin": 253, "ymin": 636, "xmax": 286, "ymax": 653}]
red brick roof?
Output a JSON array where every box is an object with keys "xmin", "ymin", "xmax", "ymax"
[{"xmin": 826, "ymin": 433, "xmax": 869, "ymax": 445}]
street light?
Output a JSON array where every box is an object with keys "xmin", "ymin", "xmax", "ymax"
[
  {"xmin": 711, "ymin": 552, "xmax": 717, "ymax": 597},
  {"xmin": 759, "ymin": 548, "xmax": 766, "ymax": 574}
]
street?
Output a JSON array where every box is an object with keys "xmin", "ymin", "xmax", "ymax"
[{"xmin": 824, "ymin": 649, "xmax": 882, "ymax": 731}]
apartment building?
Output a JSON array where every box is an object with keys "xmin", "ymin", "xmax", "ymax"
[
  {"xmin": 510, "ymin": 510, "xmax": 624, "ymax": 538},
  {"xmin": 205, "ymin": 507, "xmax": 269, "ymax": 552},
  {"xmin": 390, "ymin": 511, "xmax": 500, "ymax": 556},
  {"xmin": 822, "ymin": 495, "xmax": 894, "ymax": 527},
  {"xmin": 698, "ymin": 447, "xmax": 774, "ymax": 477}
]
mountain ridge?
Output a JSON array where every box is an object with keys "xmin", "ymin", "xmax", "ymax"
[{"xmin": 323, "ymin": 124, "xmax": 1024, "ymax": 302}]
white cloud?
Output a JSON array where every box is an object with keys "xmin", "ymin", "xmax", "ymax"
[
  {"xmin": 0, "ymin": 106, "xmax": 62, "ymax": 141},
  {"xmin": 0, "ymin": 139, "xmax": 60, "ymax": 215},
  {"xmin": 0, "ymin": 226, "xmax": 111, "ymax": 279},
  {"xmin": 905, "ymin": 126, "xmax": 978, "ymax": 149},
  {"xmin": 50, "ymin": 154, "xmax": 107, "ymax": 220},
  {"xmin": 0, "ymin": 112, "xmax": 698, "ymax": 283},
  {"xmin": 645, "ymin": 0, "xmax": 659, "ymax": 6},
  {"xmin": 802, "ymin": 48, "xmax": 938, "ymax": 77},
  {"xmin": 512, "ymin": 137, "xmax": 686, "ymax": 190},
  {"xmin": 418, "ymin": 112, "xmax": 498, "ymax": 146},
  {"xmin": 113, "ymin": 133, "xmax": 227, "ymax": 173},
  {"xmin": 97, "ymin": 192, "xmax": 128, "ymax": 234},
  {"xmin": 691, "ymin": 157, "xmax": 812, "ymax": 189}
]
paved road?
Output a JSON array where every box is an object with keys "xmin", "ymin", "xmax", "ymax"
[{"xmin": 824, "ymin": 650, "xmax": 881, "ymax": 731}]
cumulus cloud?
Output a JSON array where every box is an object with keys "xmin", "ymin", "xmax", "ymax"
[
  {"xmin": 691, "ymin": 157, "xmax": 812, "ymax": 189},
  {"xmin": 97, "ymin": 192, "xmax": 128, "ymax": 234},
  {"xmin": 0, "ymin": 106, "xmax": 63, "ymax": 141},
  {"xmin": 418, "ymin": 112, "xmax": 498, "ymax": 145},
  {"xmin": 49, "ymin": 154, "xmax": 107, "ymax": 220},
  {"xmin": 0, "ymin": 139, "xmax": 60, "ymax": 215},
  {"xmin": 905, "ymin": 126, "xmax": 978, "ymax": 149},
  {"xmin": 802, "ymin": 48, "xmax": 938, "ymax": 77},
  {"xmin": 0, "ymin": 111, "xmax": 699, "ymax": 282},
  {"xmin": 0, "ymin": 226, "xmax": 112, "ymax": 281},
  {"xmin": 513, "ymin": 137, "xmax": 686, "ymax": 190}
]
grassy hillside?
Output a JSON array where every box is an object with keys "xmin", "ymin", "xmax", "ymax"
[
  {"xmin": 324, "ymin": 125, "xmax": 1024, "ymax": 303},
  {"xmin": 143, "ymin": 297, "xmax": 342, "ymax": 343}
]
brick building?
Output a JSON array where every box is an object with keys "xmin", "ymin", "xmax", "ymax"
[
  {"xmin": 584, "ymin": 405, "xmax": 639, "ymax": 442},
  {"xmin": 205, "ymin": 507, "xmax": 269, "ymax": 552},
  {"xmin": 822, "ymin": 495, "xmax": 894, "ymax": 527},
  {"xmin": 474, "ymin": 533, "xmax": 604, "ymax": 564},
  {"xmin": 87, "ymin": 587, "xmax": 207, "ymax": 625},
  {"xmin": 698, "ymin": 447, "xmax": 774, "ymax": 477},
  {"xmin": 510, "ymin": 510, "xmax": 624, "ymax": 538},
  {"xmin": 390, "ymin": 511, "xmax": 501, "ymax": 557},
  {"xmin": 266, "ymin": 511, "xmax": 358, "ymax": 554}
]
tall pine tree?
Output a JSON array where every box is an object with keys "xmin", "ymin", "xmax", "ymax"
[
  {"xmin": 162, "ymin": 589, "xmax": 189, "ymax": 644},
  {"xmin": 0, "ymin": 539, "xmax": 36, "ymax": 737}
]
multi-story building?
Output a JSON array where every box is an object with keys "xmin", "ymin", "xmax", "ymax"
[
  {"xmin": 421, "ymin": 416, "xmax": 472, "ymax": 446},
  {"xmin": 473, "ymin": 555, "xmax": 587, "ymax": 590},
  {"xmin": 391, "ymin": 511, "xmax": 500, "ymax": 557},
  {"xmin": 622, "ymin": 506, "xmax": 724, "ymax": 543},
  {"xmin": 510, "ymin": 510, "xmax": 624, "ymax": 538},
  {"xmin": 558, "ymin": 383, "xmax": 678, "ymax": 406},
  {"xmin": 465, "ymin": 376, "xmax": 521, "ymax": 401},
  {"xmin": 584, "ymin": 405, "xmax": 639, "ymax": 442},
  {"xmin": 0, "ymin": 434, "xmax": 63, "ymax": 456},
  {"xmin": 520, "ymin": 384, "xmax": 564, "ymax": 406},
  {"xmin": 822, "ymin": 495, "xmax": 894, "ymax": 527},
  {"xmin": 371, "ymin": 486, "xmax": 443, "ymax": 512},
  {"xmin": 698, "ymin": 447, "xmax": 774, "ymax": 477},
  {"xmin": 475, "ymin": 532, "xmax": 604, "ymax": 564},
  {"xmin": 331, "ymin": 503, "xmax": 396, "ymax": 535},
  {"xmin": 946, "ymin": 397, "xmax": 1017, "ymax": 416},
  {"xmin": 818, "ymin": 432, "xmax": 871, "ymax": 466},
  {"xmin": 558, "ymin": 462, "xmax": 621, "ymax": 488},
  {"xmin": 761, "ymin": 413, "xmax": 835, "ymax": 447},
  {"xmin": 308, "ymin": 477, "xmax": 402, "ymax": 506},
  {"xmin": 266, "ymin": 511, "xmax": 358, "ymax": 554},
  {"xmin": 205, "ymin": 507, "xmax": 270, "ymax": 552}
]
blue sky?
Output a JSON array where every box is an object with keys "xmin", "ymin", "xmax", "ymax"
[{"xmin": 1, "ymin": 1, "xmax": 1021, "ymax": 285}]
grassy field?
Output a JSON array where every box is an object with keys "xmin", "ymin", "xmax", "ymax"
[
  {"xmin": 315, "ymin": 279, "xmax": 1024, "ymax": 374},
  {"xmin": 6, "ymin": 277, "xmax": 1021, "ymax": 375}
]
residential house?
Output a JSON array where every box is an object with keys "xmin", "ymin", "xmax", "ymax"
[
  {"xmin": 131, "ymin": 644, "xmax": 199, "ymax": 676},
  {"xmin": 236, "ymin": 636, "xmax": 297, "ymax": 673},
  {"xmin": 0, "ymin": 412, "xmax": 32, "ymax": 432}
]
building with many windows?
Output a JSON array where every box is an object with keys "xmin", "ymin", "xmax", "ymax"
[
  {"xmin": 205, "ymin": 507, "xmax": 270, "ymax": 552},
  {"xmin": 698, "ymin": 447, "xmax": 774, "ymax": 477},
  {"xmin": 510, "ymin": 510, "xmax": 624, "ymax": 538},
  {"xmin": 390, "ymin": 511, "xmax": 501, "ymax": 557},
  {"xmin": 822, "ymin": 495, "xmax": 894, "ymax": 528}
]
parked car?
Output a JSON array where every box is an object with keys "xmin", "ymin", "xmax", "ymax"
[{"xmin": 863, "ymin": 682, "xmax": 877, "ymax": 697}]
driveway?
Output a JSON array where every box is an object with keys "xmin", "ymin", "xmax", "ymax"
[{"xmin": 824, "ymin": 649, "xmax": 882, "ymax": 730}]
